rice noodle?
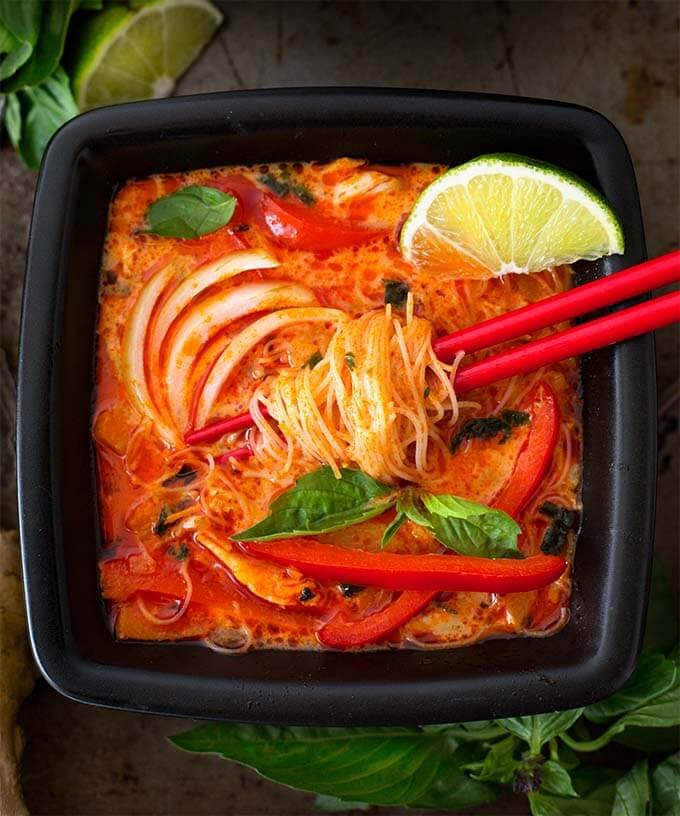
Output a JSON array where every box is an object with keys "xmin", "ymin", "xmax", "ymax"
[
  {"xmin": 135, "ymin": 560, "xmax": 193, "ymax": 626},
  {"xmin": 249, "ymin": 306, "xmax": 460, "ymax": 483},
  {"xmin": 205, "ymin": 627, "xmax": 253, "ymax": 654},
  {"xmin": 198, "ymin": 456, "xmax": 252, "ymax": 529}
]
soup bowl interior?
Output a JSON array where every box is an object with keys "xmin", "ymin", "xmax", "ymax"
[{"xmin": 18, "ymin": 89, "xmax": 655, "ymax": 725}]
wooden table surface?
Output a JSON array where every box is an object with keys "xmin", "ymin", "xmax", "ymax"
[{"xmin": 1, "ymin": 2, "xmax": 677, "ymax": 814}]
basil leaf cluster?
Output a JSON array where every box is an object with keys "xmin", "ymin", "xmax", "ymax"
[
  {"xmin": 392, "ymin": 490, "xmax": 522, "ymax": 557},
  {"xmin": 1, "ymin": 1, "xmax": 80, "ymax": 169},
  {"xmin": 233, "ymin": 465, "xmax": 521, "ymax": 559}
]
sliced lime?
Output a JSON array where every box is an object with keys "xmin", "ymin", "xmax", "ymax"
[
  {"xmin": 400, "ymin": 153, "xmax": 624, "ymax": 277},
  {"xmin": 71, "ymin": 0, "xmax": 222, "ymax": 111}
]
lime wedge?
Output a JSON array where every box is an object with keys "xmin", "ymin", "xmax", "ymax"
[
  {"xmin": 71, "ymin": 0, "xmax": 222, "ymax": 111},
  {"xmin": 400, "ymin": 153, "xmax": 624, "ymax": 277}
]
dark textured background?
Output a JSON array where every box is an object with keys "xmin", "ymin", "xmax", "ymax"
[{"xmin": 1, "ymin": 2, "xmax": 678, "ymax": 814}]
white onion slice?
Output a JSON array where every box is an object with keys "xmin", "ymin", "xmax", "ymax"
[
  {"xmin": 195, "ymin": 307, "xmax": 348, "ymax": 428},
  {"xmin": 164, "ymin": 282, "xmax": 318, "ymax": 433},
  {"xmin": 121, "ymin": 258, "xmax": 181, "ymax": 445},
  {"xmin": 149, "ymin": 249, "xmax": 278, "ymax": 366}
]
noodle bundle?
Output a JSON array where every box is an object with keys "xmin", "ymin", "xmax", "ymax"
[{"xmin": 249, "ymin": 298, "xmax": 462, "ymax": 484}]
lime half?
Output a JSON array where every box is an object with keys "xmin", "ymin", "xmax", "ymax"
[
  {"xmin": 400, "ymin": 153, "xmax": 624, "ymax": 277},
  {"xmin": 72, "ymin": 0, "xmax": 222, "ymax": 111}
]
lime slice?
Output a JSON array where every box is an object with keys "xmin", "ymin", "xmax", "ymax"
[
  {"xmin": 400, "ymin": 153, "xmax": 624, "ymax": 277},
  {"xmin": 71, "ymin": 0, "xmax": 222, "ymax": 111}
]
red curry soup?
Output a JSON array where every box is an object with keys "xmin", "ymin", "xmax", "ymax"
[{"xmin": 94, "ymin": 158, "xmax": 580, "ymax": 652}]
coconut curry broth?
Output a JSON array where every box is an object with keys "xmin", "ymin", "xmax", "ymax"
[{"xmin": 94, "ymin": 159, "xmax": 580, "ymax": 651}]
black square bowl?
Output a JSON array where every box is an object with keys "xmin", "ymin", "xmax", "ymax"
[{"xmin": 18, "ymin": 88, "xmax": 656, "ymax": 725}]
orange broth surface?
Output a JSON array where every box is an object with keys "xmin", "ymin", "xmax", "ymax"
[{"xmin": 94, "ymin": 158, "xmax": 581, "ymax": 652}]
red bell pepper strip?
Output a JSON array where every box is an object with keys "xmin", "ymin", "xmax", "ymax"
[
  {"xmin": 319, "ymin": 590, "xmax": 437, "ymax": 649},
  {"xmin": 492, "ymin": 381, "xmax": 560, "ymax": 517},
  {"xmin": 262, "ymin": 194, "xmax": 383, "ymax": 251},
  {"xmin": 242, "ymin": 539, "xmax": 567, "ymax": 593},
  {"xmin": 100, "ymin": 557, "xmax": 226, "ymax": 608},
  {"xmin": 207, "ymin": 173, "xmax": 264, "ymax": 220}
]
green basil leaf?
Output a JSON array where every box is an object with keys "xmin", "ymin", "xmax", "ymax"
[
  {"xmin": 384, "ymin": 279, "xmax": 409, "ymax": 307},
  {"xmin": 652, "ymin": 752, "xmax": 680, "ymax": 816},
  {"xmin": 0, "ymin": 20, "xmax": 16, "ymax": 49},
  {"xmin": 571, "ymin": 765, "xmax": 624, "ymax": 794},
  {"xmin": 540, "ymin": 760, "xmax": 578, "ymax": 797},
  {"xmin": 0, "ymin": 22, "xmax": 17, "ymax": 54},
  {"xmin": 146, "ymin": 185, "xmax": 237, "ymax": 238},
  {"xmin": 552, "ymin": 742, "xmax": 581, "ymax": 771},
  {"xmin": 258, "ymin": 172, "xmax": 314, "ymax": 205},
  {"xmin": 0, "ymin": 25, "xmax": 32, "ymax": 83},
  {"xmin": 2, "ymin": 0, "xmax": 76, "ymax": 92},
  {"xmin": 578, "ymin": 671, "xmax": 680, "ymax": 750},
  {"xmin": 171, "ymin": 724, "xmax": 451, "ymax": 806},
  {"xmin": 259, "ymin": 173, "xmax": 289, "ymax": 197},
  {"xmin": 528, "ymin": 793, "xmax": 563, "ymax": 816},
  {"xmin": 497, "ymin": 710, "xmax": 584, "ymax": 754},
  {"xmin": 643, "ymin": 557, "xmax": 679, "ymax": 654},
  {"xmin": 232, "ymin": 466, "xmax": 395, "ymax": 542},
  {"xmin": 380, "ymin": 511, "xmax": 406, "ymax": 549},
  {"xmin": 5, "ymin": 66, "xmax": 78, "ymax": 169},
  {"xmin": 612, "ymin": 672, "xmax": 680, "ymax": 731},
  {"xmin": 450, "ymin": 410, "xmax": 530, "ymax": 452},
  {"xmin": 467, "ymin": 735, "xmax": 518, "ymax": 784},
  {"xmin": 454, "ymin": 719, "xmax": 498, "ymax": 735},
  {"xmin": 289, "ymin": 182, "xmax": 315, "ymax": 206},
  {"xmin": 612, "ymin": 760, "xmax": 650, "ymax": 816},
  {"xmin": 313, "ymin": 794, "xmax": 369, "ymax": 812},
  {"xmin": 529, "ymin": 768, "xmax": 622, "ymax": 816},
  {"xmin": 305, "ymin": 350, "xmax": 323, "ymax": 369},
  {"xmin": 428, "ymin": 722, "xmax": 508, "ymax": 743},
  {"xmin": 406, "ymin": 741, "xmax": 500, "ymax": 810},
  {"xmin": 0, "ymin": 0, "xmax": 41, "ymax": 47},
  {"xmin": 396, "ymin": 490, "xmax": 433, "ymax": 528},
  {"xmin": 406, "ymin": 491, "xmax": 521, "ymax": 558},
  {"xmin": 585, "ymin": 653, "xmax": 677, "ymax": 723},
  {"xmin": 529, "ymin": 787, "xmax": 618, "ymax": 816},
  {"xmin": 3, "ymin": 89, "xmax": 21, "ymax": 143},
  {"xmin": 614, "ymin": 726, "xmax": 680, "ymax": 753}
]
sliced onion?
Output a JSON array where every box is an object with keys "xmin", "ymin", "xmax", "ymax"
[
  {"xmin": 164, "ymin": 282, "xmax": 318, "ymax": 432},
  {"xmin": 195, "ymin": 307, "xmax": 348, "ymax": 428},
  {"xmin": 121, "ymin": 257, "xmax": 181, "ymax": 445},
  {"xmin": 148, "ymin": 249, "xmax": 279, "ymax": 365}
]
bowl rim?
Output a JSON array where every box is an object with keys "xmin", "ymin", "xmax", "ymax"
[{"xmin": 17, "ymin": 87, "xmax": 656, "ymax": 725}]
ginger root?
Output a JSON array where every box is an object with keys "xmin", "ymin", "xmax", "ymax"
[{"xmin": 0, "ymin": 530, "xmax": 36, "ymax": 816}]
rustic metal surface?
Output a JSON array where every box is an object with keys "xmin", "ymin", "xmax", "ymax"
[{"xmin": 0, "ymin": 2, "xmax": 677, "ymax": 814}]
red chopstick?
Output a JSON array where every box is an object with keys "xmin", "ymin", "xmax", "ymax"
[
  {"xmin": 186, "ymin": 406, "xmax": 270, "ymax": 446},
  {"xmin": 434, "ymin": 249, "xmax": 680, "ymax": 360},
  {"xmin": 454, "ymin": 288, "xmax": 680, "ymax": 394},
  {"xmin": 188, "ymin": 250, "xmax": 680, "ymax": 451},
  {"xmin": 215, "ymin": 445, "xmax": 252, "ymax": 463}
]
